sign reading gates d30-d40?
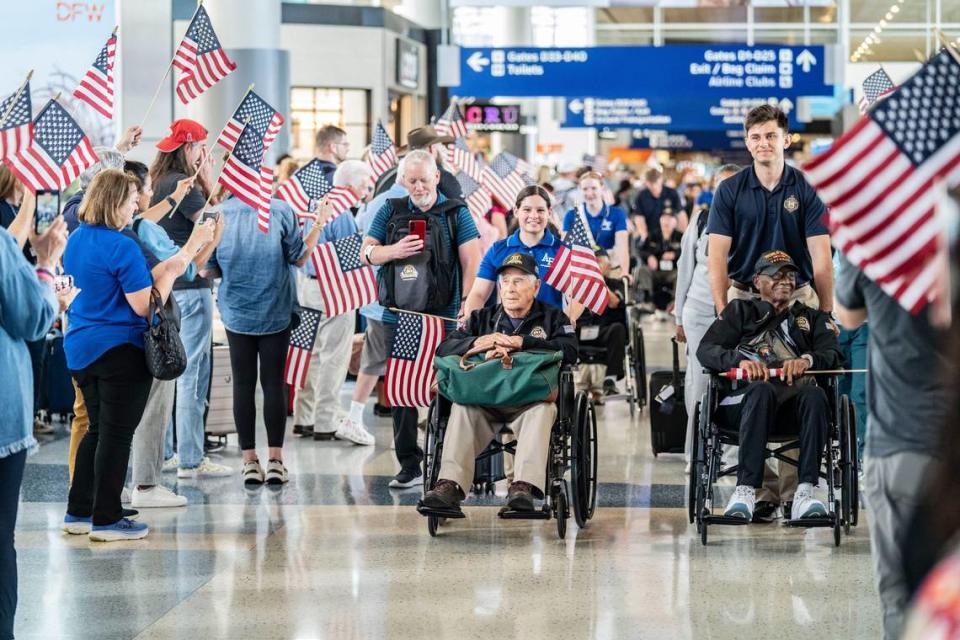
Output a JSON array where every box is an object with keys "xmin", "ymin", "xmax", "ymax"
[{"xmin": 453, "ymin": 45, "xmax": 835, "ymax": 99}]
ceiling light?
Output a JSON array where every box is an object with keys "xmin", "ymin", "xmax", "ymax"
[
  {"xmin": 890, "ymin": 4, "xmax": 899, "ymax": 11},
  {"xmin": 874, "ymin": 26, "xmax": 882, "ymax": 33},
  {"xmin": 879, "ymin": 19, "xmax": 887, "ymax": 26}
]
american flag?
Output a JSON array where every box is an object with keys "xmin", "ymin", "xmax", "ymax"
[
  {"xmin": 454, "ymin": 170, "xmax": 492, "ymax": 221},
  {"xmin": 173, "ymin": 5, "xmax": 237, "ymax": 105},
  {"xmin": 4, "ymin": 99, "xmax": 96, "ymax": 191},
  {"xmin": 276, "ymin": 159, "xmax": 332, "ymax": 212},
  {"xmin": 368, "ymin": 121, "xmax": 397, "ymax": 181},
  {"xmin": 310, "ymin": 233, "xmax": 378, "ymax": 317},
  {"xmin": 803, "ymin": 48, "xmax": 960, "ymax": 314},
  {"xmin": 445, "ymin": 137, "xmax": 481, "ymax": 182},
  {"xmin": 435, "ymin": 103, "xmax": 468, "ymax": 140},
  {"xmin": 385, "ymin": 312, "xmax": 444, "ymax": 408},
  {"xmin": 0, "ymin": 80, "xmax": 32, "ymax": 162},
  {"xmin": 284, "ymin": 307, "xmax": 323, "ymax": 389},
  {"xmin": 217, "ymin": 90, "xmax": 284, "ymax": 151},
  {"xmin": 72, "ymin": 33, "xmax": 117, "ymax": 120},
  {"xmin": 219, "ymin": 123, "xmax": 275, "ymax": 234},
  {"xmin": 481, "ymin": 151, "xmax": 533, "ymax": 210},
  {"xmin": 858, "ymin": 67, "xmax": 897, "ymax": 114},
  {"xmin": 545, "ymin": 209, "xmax": 608, "ymax": 314}
]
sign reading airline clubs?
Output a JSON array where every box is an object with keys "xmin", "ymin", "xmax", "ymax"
[{"xmin": 462, "ymin": 103, "xmax": 521, "ymax": 132}]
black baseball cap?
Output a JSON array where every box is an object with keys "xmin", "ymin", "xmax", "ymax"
[
  {"xmin": 496, "ymin": 252, "xmax": 539, "ymax": 278},
  {"xmin": 754, "ymin": 250, "xmax": 799, "ymax": 277}
]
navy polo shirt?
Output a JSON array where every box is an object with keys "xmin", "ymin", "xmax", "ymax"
[
  {"xmin": 633, "ymin": 186, "xmax": 682, "ymax": 233},
  {"xmin": 706, "ymin": 164, "xmax": 828, "ymax": 286},
  {"xmin": 562, "ymin": 204, "xmax": 628, "ymax": 251},
  {"xmin": 477, "ymin": 229, "xmax": 563, "ymax": 309}
]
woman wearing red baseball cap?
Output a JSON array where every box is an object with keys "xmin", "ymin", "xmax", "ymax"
[{"xmin": 148, "ymin": 119, "xmax": 231, "ymax": 480}]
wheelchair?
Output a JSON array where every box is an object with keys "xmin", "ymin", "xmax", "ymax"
[
  {"xmin": 416, "ymin": 366, "xmax": 599, "ymax": 539},
  {"xmin": 689, "ymin": 372, "xmax": 860, "ymax": 547}
]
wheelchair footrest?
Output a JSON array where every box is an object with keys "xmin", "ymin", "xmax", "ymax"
[
  {"xmin": 783, "ymin": 516, "xmax": 834, "ymax": 528},
  {"xmin": 498, "ymin": 506, "xmax": 551, "ymax": 520},
  {"xmin": 702, "ymin": 514, "xmax": 751, "ymax": 526},
  {"xmin": 416, "ymin": 502, "xmax": 466, "ymax": 519}
]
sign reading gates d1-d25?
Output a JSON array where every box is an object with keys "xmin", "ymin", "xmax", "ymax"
[{"xmin": 454, "ymin": 45, "xmax": 834, "ymax": 99}]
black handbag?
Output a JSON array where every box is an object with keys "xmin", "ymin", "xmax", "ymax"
[{"xmin": 143, "ymin": 288, "xmax": 187, "ymax": 380}]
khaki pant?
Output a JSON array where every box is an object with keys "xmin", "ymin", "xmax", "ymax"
[
  {"xmin": 726, "ymin": 283, "xmax": 820, "ymax": 503},
  {"xmin": 439, "ymin": 402, "xmax": 556, "ymax": 495},
  {"xmin": 67, "ymin": 378, "xmax": 88, "ymax": 484}
]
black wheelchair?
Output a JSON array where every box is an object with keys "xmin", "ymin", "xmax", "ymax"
[
  {"xmin": 416, "ymin": 366, "xmax": 599, "ymax": 539},
  {"xmin": 689, "ymin": 372, "xmax": 860, "ymax": 547}
]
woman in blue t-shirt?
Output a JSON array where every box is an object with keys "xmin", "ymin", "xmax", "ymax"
[
  {"xmin": 562, "ymin": 171, "xmax": 630, "ymax": 281},
  {"xmin": 62, "ymin": 169, "xmax": 206, "ymax": 542}
]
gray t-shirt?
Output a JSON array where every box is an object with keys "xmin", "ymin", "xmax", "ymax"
[{"xmin": 836, "ymin": 254, "xmax": 951, "ymax": 458}]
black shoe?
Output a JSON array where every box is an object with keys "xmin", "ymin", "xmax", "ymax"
[
  {"xmin": 602, "ymin": 379, "xmax": 619, "ymax": 396},
  {"xmin": 782, "ymin": 501, "xmax": 793, "ymax": 521},
  {"xmin": 389, "ymin": 468, "xmax": 423, "ymax": 489},
  {"xmin": 506, "ymin": 481, "xmax": 536, "ymax": 511},
  {"xmin": 293, "ymin": 424, "xmax": 314, "ymax": 437},
  {"xmin": 313, "ymin": 430, "xmax": 336, "ymax": 441},
  {"xmin": 122, "ymin": 508, "xmax": 139, "ymax": 521},
  {"xmin": 373, "ymin": 403, "xmax": 392, "ymax": 417},
  {"xmin": 421, "ymin": 479, "xmax": 464, "ymax": 509},
  {"xmin": 752, "ymin": 500, "xmax": 779, "ymax": 523}
]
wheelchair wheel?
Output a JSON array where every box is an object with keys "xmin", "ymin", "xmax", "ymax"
[
  {"xmin": 632, "ymin": 324, "xmax": 647, "ymax": 408},
  {"xmin": 833, "ymin": 500, "xmax": 842, "ymax": 547},
  {"xmin": 555, "ymin": 491, "xmax": 568, "ymax": 539},
  {"xmin": 422, "ymin": 401, "xmax": 442, "ymax": 493},
  {"xmin": 427, "ymin": 514, "xmax": 439, "ymax": 537},
  {"xmin": 838, "ymin": 396, "xmax": 854, "ymax": 534},
  {"xmin": 571, "ymin": 393, "xmax": 599, "ymax": 528},
  {"xmin": 848, "ymin": 401, "xmax": 860, "ymax": 527},
  {"xmin": 687, "ymin": 403, "xmax": 702, "ymax": 525}
]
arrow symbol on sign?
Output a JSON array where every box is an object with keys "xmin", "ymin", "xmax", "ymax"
[
  {"xmin": 466, "ymin": 51, "xmax": 490, "ymax": 73},
  {"xmin": 568, "ymin": 99, "xmax": 584, "ymax": 114},
  {"xmin": 779, "ymin": 98, "xmax": 794, "ymax": 114},
  {"xmin": 796, "ymin": 49, "xmax": 817, "ymax": 73}
]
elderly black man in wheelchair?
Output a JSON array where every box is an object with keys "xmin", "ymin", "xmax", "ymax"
[
  {"xmin": 421, "ymin": 252, "xmax": 578, "ymax": 514},
  {"xmin": 697, "ymin": 250, "xmax": 843, "ymax": 523}
]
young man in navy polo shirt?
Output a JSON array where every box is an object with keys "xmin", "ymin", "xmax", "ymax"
[{"xmin": 706, "ymin": 104, "xmax": 834, "ymax": 521}]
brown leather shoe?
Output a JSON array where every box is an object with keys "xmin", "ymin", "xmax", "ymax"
[
  {"xmin": 506, "ymin": 481, "xmax": 537, "ymax": 511},
  {"xmin": 422, "ymin": 479, "xmax": 464, "ymax": 509}
]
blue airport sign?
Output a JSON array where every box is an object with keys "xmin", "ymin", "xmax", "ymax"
[
  {"xmin": 627, "ymin": 129, "xmax": 749, "ymax": 152},
  {"xmin": 562, "ymin": 96, "xmax": 800, "ymax": 131},
  {"xmin": 454, "ymin": 45, "xmax": 834, "ymax": 99}
]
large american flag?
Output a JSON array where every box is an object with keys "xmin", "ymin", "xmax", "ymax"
[
  {"xmin": 858, "ymin": 67, "xmax": 897, "ymax": 114},
  {"xmin": 73, "ymin": 33, "xmax": 117, "ymax": 120},
  {"xmin": 545, "ymin": 209, "xmax": 608, "ymax": 315},
  {"xmin": 310, "ymin": 233, "xmax": 378, "ymax": 317},
  {"xmin": 803, "ymin": 48, "xmax": 960, "ymax": 314},
  {"xmin": 217, "ymin": 89, "xmax": 284, "ymax": 152},
  {"xmin": 219, "ymin": 124, "xmax": 274, "ymax": 234},
  {"xmin": 481, "ymin": 151, "xmax": 532, "ymax": 210},
  {"xmin": 435, "ymin": 103, "xmax": 468, "ymax": 140},
  {"xmin": 386, "ymin": 312, "xmax": 444, "ymax": 408},
  {"xmin": 173, "ymin": 5, "xmax": 237, "ymax": 104},
  {"xmin": 445, "ymin": 137, "xmax": 481, "ymax": 182},
  {"xmin": 0, "ymin": 80, "xmax": 32, "ymax": 161},
  {"xmin": 454, "ymin": 170, "xmax": 492, "ymax": 221},
  {"xmin": 284, "ymin": 307, "xmax": 323, "ymax": 389},
  {"xmin": 5, "ymin": 99, "xmax": 96, "ymax": 192},
  {"xmin": 368, "ymin": 121, "xmax": 397, "ymax": 181}
]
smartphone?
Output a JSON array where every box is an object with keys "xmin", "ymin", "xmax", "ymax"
[
  {"xmin": 408, "ymin": 219, "xmax": 427, "ymax": 246},
  {"xmin": 54, "ymin": 275, "xmax": 74, "ymax": 293},
  {"xmin": 35, "ymin": 190, "xmax": 60, "ymax": 235},
  {"xmin": 201, "ymin": 210, "xmax": 221, "ymax": 223}
]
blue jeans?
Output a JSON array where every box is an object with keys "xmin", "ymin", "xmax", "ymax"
[
  {"xmin": 838, "ymin": 323, "xmax": 869, "ymax": 462},
  {"xmin": 0, "ymin": 450, "xmax": 27, "ymax": 640},
  {"xmin": 164, "ymin": 289, "xmax": 213, "ymax": 469}
]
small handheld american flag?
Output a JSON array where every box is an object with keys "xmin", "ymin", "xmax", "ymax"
[
  {"xmin": 435, "ymin": 103, "xmax": 468, "ymax": 140},
  {"xmin": 173, "ymin": 5, "xmax": 237, "ymax": 104},
  {"xmin": 73, "ymin": 32, "xmax": 117, "ymax": 120},
  {"xmin": 368, "ymin": 121, "xmax": 398, "ymax": 181},
  {"xmin": 276, "ymin": 159, "xmax": 332, "ymax": 213},
  {"xmin": 385, "ymin": 312, "xmax": 444, "ymax": 408},
  {"xmin": 454, "ymin": 170, "xmax": 492, "ymax": 221},
  {"xmin": 218, "ymin": 124, "xmax": 275, "ymax": 234},
  {"xmin": 217, "ymin": 89, "xmax": 284, "ymax": 152},
  {"xmin": 5, "ymin": 98, "xmax": 96, "ymax": 192},
  {"xmin": 0, "ymin": 79, "xmax": 32, "ymax": 162},
  {"xmin": 481, "ymin": 151, "xmax": 533, "ymax": 210},
  {"xmin": 545, "ymin": 209, "xmax": 608, "ymax": 315},
  {"xmin": 284, "ymin": 307, "xmax": 323, "ymax": 390},
  {"xmin": 311, "ymin": 233, "xmax": 378, "ymax": 318},
  {"xmin": 857, "ymin": 67, "xmax": 896, "ymax": 114},
  {"xmin": 445, "ymin": 137, "xmax": 482, "ymax": 182}
]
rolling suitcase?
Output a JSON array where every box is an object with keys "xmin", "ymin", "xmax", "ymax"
[
  {"xmin": 649, "ymin": 338, "xmax": 687, "ymax": 456},
  {"xmin": 205, "ymin": 344, "xmax": 236, "ymax": 446},
  {"xmin": 40, "ymin": 328, "xmax": 75, "ymax": 422}
]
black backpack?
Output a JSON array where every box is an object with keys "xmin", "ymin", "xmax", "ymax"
[{"xmin": 378, "ymin": 197, "xmax": 462, "ymax": 314}]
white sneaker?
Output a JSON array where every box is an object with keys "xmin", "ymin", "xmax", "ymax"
[
  {"xmin": 265, "ymin": 460, "xmax": 289, "ymax": 485},
  {"xmin": 335, "ymin": 418, "xmax": 375, "ymax": 446},
  {"xmin": 131, "ymin": 485, "xmax": 188, "ymax": 508},
  {"xmin": 724, "ymin": 485, "xmax": 756, "ymax": 520},
  {"xmin": 243, "ymin": 460, "xmax": 265, "ymax": 486},
  {"xmin": 121, "ymin": 486, "xmax": 132, "ymax": 504},
  {"xmin": 177, "ymin": 457, "xmax": 232, "ymax": 479},
  {"xmin": 162, "ymin": 455, "xmax": 179, "ymax": 473},
  {"xmin": 791, "ymin": 483, "xmax": 828, "ymax": 520}
]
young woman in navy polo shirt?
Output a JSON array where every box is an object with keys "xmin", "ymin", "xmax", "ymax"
[{"xmin": 562, "ymin": 172, "xmax": 630, "ymax": 281}]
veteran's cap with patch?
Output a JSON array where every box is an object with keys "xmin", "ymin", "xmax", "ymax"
[
  {"xmin": 496, "ymin": 252, "xmax": 539, "ymax": 278},
  {"xmin": 753, "ymin": 250, "xmax": 799, "ymax": 277}
]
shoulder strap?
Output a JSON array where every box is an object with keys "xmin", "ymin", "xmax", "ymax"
[
  {"xmin": 387, "ymin": 196, "xmax": 411, "ymax": 218},
  {"xmin": 132, "ymin": 217, "xmax": 143, "ymax": 235},
  {"xmin": 695, "ymin": 208, "xmax": 709, "ymax": 237}
]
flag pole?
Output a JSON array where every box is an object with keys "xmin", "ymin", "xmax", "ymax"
[
  {"xmin": 0, "ymin": 70, "xmax": 33, "ymax": 129},
  {"xmin": 936, "ymin": 30, "xmax": 960, "ymax": 65},
  {"xmin": 388, "ymin": 308, "xmax": 458, "ymax": 324},
  {"xmin": 209, "ymin": 83, "xmax": 254, "ymax": 149},
  {"xmin": 194, "ymin": 149, "xmax": 231, "ymax": 215},
  {"xmin": 140, "ymin": 0, "xmax": 203, "ymax": 128}
]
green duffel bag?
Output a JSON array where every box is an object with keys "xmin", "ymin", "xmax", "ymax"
[{"xmin": 434, "ymin": 347, "xmax": 564, "ymax": 407}]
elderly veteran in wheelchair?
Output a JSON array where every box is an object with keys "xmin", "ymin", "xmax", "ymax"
[
  {"xmin": 421, "ymin": 252, "xmax": 578, "ymax": 514},
  {"xmin": 697, "ymin": 250, "xmax": 843, "ymax": 523}
]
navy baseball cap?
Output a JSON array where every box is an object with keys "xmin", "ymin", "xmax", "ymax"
[{"xmin": 496, "ymin": 252, "xmax": 539, "ymax": 278}]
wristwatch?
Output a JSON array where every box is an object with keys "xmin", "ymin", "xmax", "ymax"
[
  {"xmin": 363, "ymin": 244, "xmax": 377, "ymax": 262},
  {"xmin": 165, "ymin": 195, "xmax": 177, "ymax": 208},
  {"xmin": 800, "ymin": 354, "xmax": 814, "ymax": 367}
]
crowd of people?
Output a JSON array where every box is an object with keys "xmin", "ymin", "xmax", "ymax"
[{"xmin": 1, "ymin": 102, "xmax": 958, "ymax": 640}]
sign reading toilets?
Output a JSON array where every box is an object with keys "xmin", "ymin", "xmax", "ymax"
[{"xmin": 455, "ymin": 45, "xmax": 834, "ymax": 99}]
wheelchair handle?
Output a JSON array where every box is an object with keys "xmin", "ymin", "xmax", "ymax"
[{"xmin": 720, "ymin": 367, "xmax": 868, "ymax": 380}]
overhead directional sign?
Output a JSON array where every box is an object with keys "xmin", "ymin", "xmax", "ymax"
[
  {"xmin": 629, "ymin": 129, "xmax": 749, "ymax": 152},
  {"xmin": 563, "ymin": 96, "xmax": 799, "ymax": 131},
  {"xmin": 453, "ymin": 45, "xmax": 835, "ymax": 99}
]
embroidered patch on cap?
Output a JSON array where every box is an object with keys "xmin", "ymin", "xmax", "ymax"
[
  {"xmin": 764, "ymin": 250, "xmax": 792, "ymax": 264},
  {"xmin": 504, "ymin": 254, "xmax": 524, "ymax": 266}
]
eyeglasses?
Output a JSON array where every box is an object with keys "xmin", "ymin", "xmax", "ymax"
[{"xmin": 759, "ymin": 271, "xmax": 797, "ymax": 283}]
